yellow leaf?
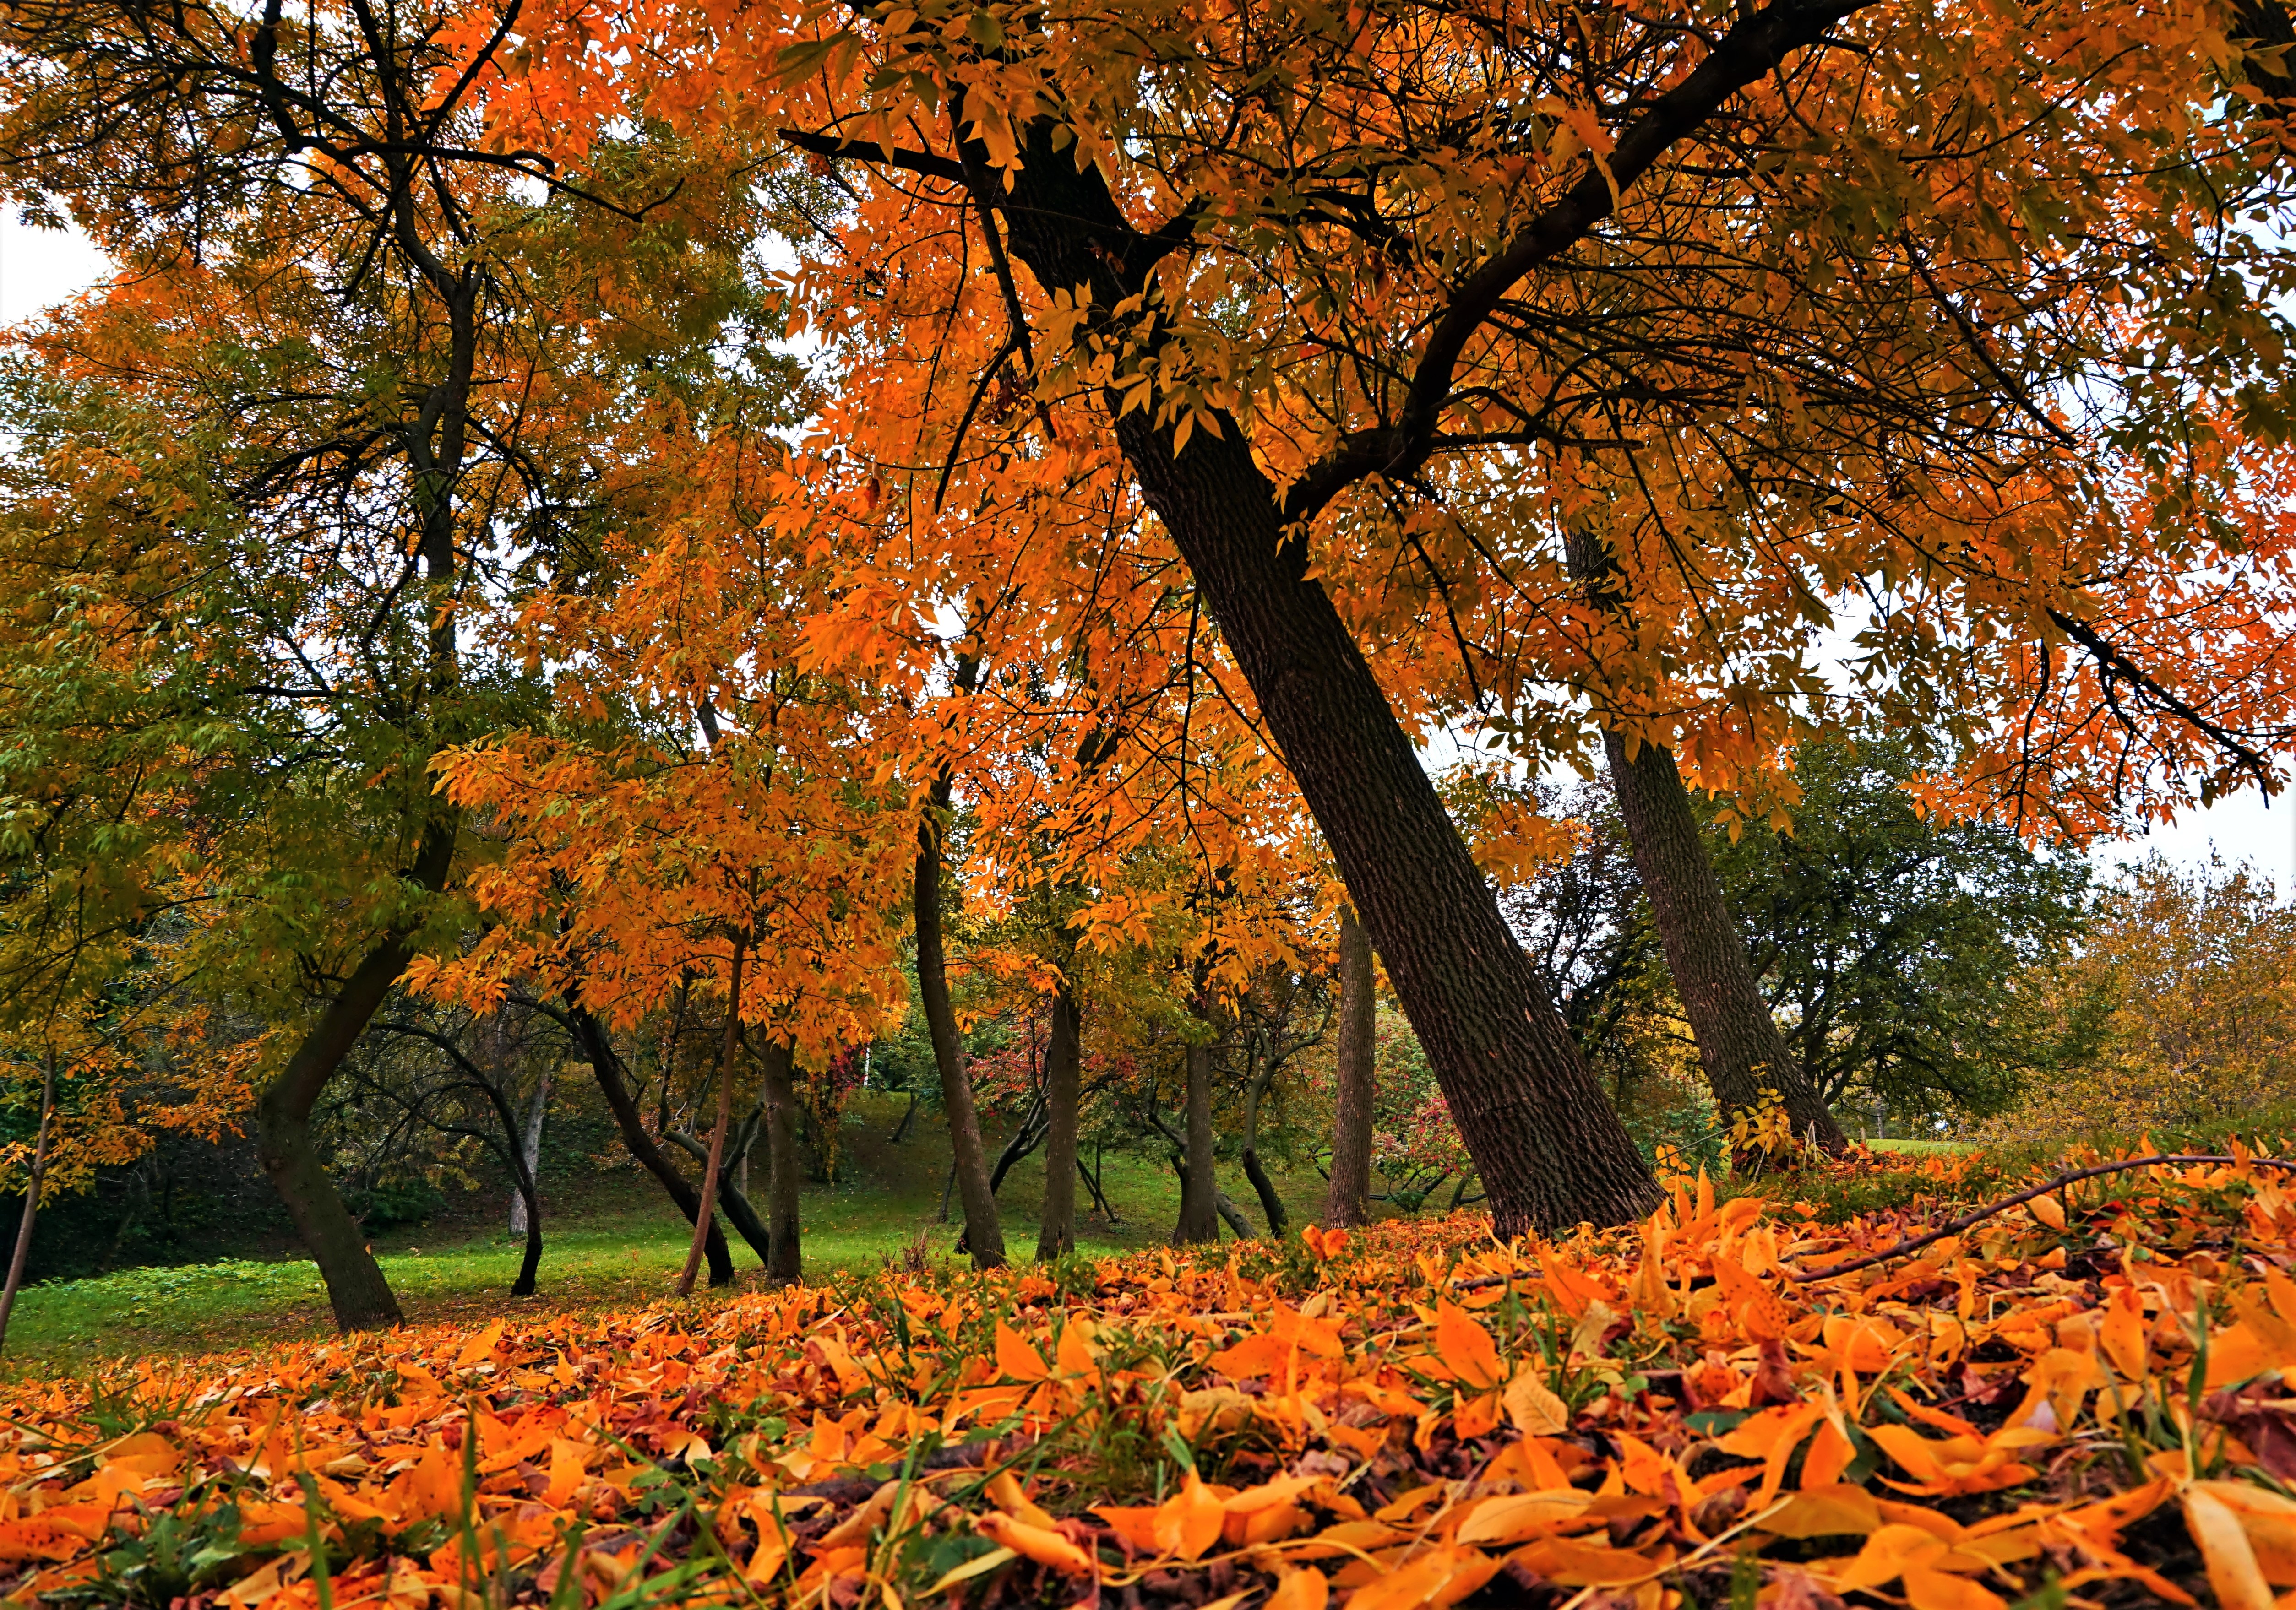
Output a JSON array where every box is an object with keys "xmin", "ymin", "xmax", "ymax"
[
  {"xmin": 1153, "ymin": 1470, "xmax": 1224, "ymax": 1561},
  {"xmin": 1265, "ymin": 1567, "xmax": 1330, "ymax": 1610},
  {"xmin": 455, "ymin": 1319, "xmax": 506, "ymax": 1366},
  {"xmin": 2184, "ymin": 1485, "xmax": 2275, "ymax": 1610},
  {"xmin": 1453, "ymin": 1488, "xmax": 1593, "ymax": 1546},
  {"xmin": 925, "ymin": 1546, "xmax": 1017, "ymax": 1595},
  {"xmin": 1502, "ymin": 1367, "xmax": 1569, "ymax": 1435},
  {"xmin": 2028, "ymin": 1193, "xmax": 2068, "ymax": 1232},
  {"xmin": 1433, "ymin": 1301, "xmax": 1504, "ymax": 1390}
]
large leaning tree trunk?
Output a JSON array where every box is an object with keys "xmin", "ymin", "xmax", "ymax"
[
  {"xmin": 917, "ymin": 774, "xmax": 1007, "ymax": 1268},
  {"xmin": 755, "ymin": 1036, "xmax": 805, "ymax": 1284},
  {"xmin": 1567, "ymin": 531, "xmax": 1847, "ymax": 1157},
  {"xmin": 775, "ymin": 0, "xmax": 1886, "ymax": 1231},
  {"xmin": 950, "ymin": 136, "xmax": 1662, "ymax": 1238},
  {"xmin": 1173, "ymin": 1037, "xmax": 1221, "ymax": 1245},
  {"xmin": 564, "ymin": 1006, "xmax": 735, "ymax": 1285},
  {"xmin": 1034, "ymin": 980, "xmax": 1083, "ymax": 1260},
  {"xmin": 1322, "ymin": 906, "xmax": 1377, "ymax": 1228},
  {"xmin": 257, "ymin": 816, "xmax": 456, "ymax": 1330}
]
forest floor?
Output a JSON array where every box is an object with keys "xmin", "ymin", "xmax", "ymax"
[
  {"xmin": 0, "ymin": 1092, "xmax": 1342, "ymax": 1378},
  {"xmin": 5, "ymin": 1133, "xmax": 2295, "ymax": 1609}
]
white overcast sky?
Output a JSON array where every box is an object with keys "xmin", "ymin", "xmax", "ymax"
[{"xmin": 7, "ymin": 217, "xmax": 2288, "ymax": 894}]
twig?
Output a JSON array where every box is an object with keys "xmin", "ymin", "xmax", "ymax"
[{"xmin": 1788, "ymin": 1153, "xmax": 2296, "ymax": 1283}]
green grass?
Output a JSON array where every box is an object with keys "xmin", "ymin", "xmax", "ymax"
[
  {"xmin": 1867, "ymin": 1137, "xmax": 1971, "ymax": 1154},
  {"xmin": 0, "ymin": 1092, "xmax": 1344, "ymax": 1378}
]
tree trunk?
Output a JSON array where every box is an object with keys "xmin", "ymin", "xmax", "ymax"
[
  {"xmin": 1565, "ymin": 531, "xmax": 1846, "ymax": 1159},
  {"xmin": 678, "ymin": 942, "xmax": 744, "ymax": 1296},
  {"xmin": 507, "ymin": 1069, "xmax": 550, "ymax": 1238},
  {"xmin": 1174, "ymin": 1041, "xmax": 1220, "ymax": 1245},
  {"xmin": 917, "ymin": 790, "xmax": 1007, "ymax": 1268},
  {"xmin": 984, "ymin": 126, "xmax": 1658, "ymax": 1237},
  {"xmin": 0, "ymin": 1052, "xmax": 58, "ymax": 1353},
  {"xmin": 1240, "ymin": 1041, "xmax": 1287, "ymax": 1236},
  {"xmin": 259, "ymin": 950, "xmax": 414, "ymax": 1332},
  {"xmin": 1322, "ymin": 905, "xmax": 1376, "ymax": 1228},
  {"xmin": 756, "ymin": 1036, "xmax": 804, "ymax": 1284},
  {"xmin": 1034, "ymin": 981, "xmax": 1083, "ymax": 1261},
  {"xmin": 569, "ymin": 1007, "xmax": 735, "ymax": 1285},
  {"xmin": 1215, "ymin": 1189, "xmax": 1257, "ymax": 1241},
  {"xmin": 1602, "ymin": 730, "xmax": 1845, "ymax": 1154},
  {"xmin": 666, "ymin": 1116, "xmax": 776, "ymax": 1267}
]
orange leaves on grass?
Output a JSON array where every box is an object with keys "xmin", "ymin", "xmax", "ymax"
[{"xmin": 0, "ymin": 1145, "xmax": 2294, "ymax": 1606}]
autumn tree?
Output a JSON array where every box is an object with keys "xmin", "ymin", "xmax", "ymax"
[{"xmin": 426, "ymin": 0, "xmax": 2296, "ymax": 1231}]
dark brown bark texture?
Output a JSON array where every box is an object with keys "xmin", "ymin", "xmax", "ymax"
[
  {"xmin": 570, "ymin": 1008, "xmax": 735, "ymax": 1285},
  {"xmin": 1564, "ymin": 531, "xmax": 1846, "ymax": 1156},
  {"xmin": 255, "ymin": 816, "xmax": 457, "ymax": 1330},
  {"xmin": 1174, "ymin": 1039, "xmax": 1221, "ymax": 1245},
  {"xmin": 917, "ymin": 800, "xmax": 1008, "ymax": 1268},
  {"xmin": 980, "ymin": 138, "xmax": 1660, "ymax": 1237},
  {"xmin": 756, "ymin": 1037, "xmax": 804, "ymax": 1284},
  {"xmin": 1603, "ymin": 732, "xmax": 1848, "ymax": 1155},
  {"xmin": 1034, "ymin": 982, "xmax": 1083, "ymax": 1261},
  {"xmin": 1322, "ymin": 905, "xmax": 1377, "ymax": 1229}
]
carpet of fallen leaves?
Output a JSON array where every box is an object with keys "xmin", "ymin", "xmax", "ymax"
[{"xmin": 6, "ymin": 1146, "xmax": 2296, "ymax": 1610}]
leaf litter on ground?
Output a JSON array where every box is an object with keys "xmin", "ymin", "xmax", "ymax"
[{"xmin": 4, "ymin": 1140, "xmax": 2296, "ymax": 1608}]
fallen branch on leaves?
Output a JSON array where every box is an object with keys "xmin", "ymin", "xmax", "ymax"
[{"xmin": 1786, "ymin": 1151, "xmax": 2296, "ymax": 1282}]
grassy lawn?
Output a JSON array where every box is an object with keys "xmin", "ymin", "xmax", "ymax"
[{"xmin": 0, "ymin": 1092, "xmax": 1343, "ymax": 1378}]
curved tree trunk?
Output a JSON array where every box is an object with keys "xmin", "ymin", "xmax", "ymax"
[
  {"xmin": 678, "ymin": 942, "xmax": 744, "ymax": 1296},
  {"xmin": 1174, "ymin": 1040, "xmax": 1220, "ymax": 1245},
  {"xmin": 1034, "ymin": 981, "xmax": 1083, "ymax": 1261},
  {"xmin": 1240, "ymin": 1043, "xmax": 1287, "ymax": 1236},
  {"xmin": 256, "ymin": 816, "xmax": 455, "ymax": 1332},
  {"xmin": 756, "ymin": 1036, "xmax": 804, "ymax": 1285},
  {"xmin": 1322, "ymin": 905, "xmax": 1376, "ymax": 1228},
  {"xmin": 666, "ymin": 1116, "xmax": 776, "ymax": 1266},
  {"xmin": 568, "ymin": 1007, "xmax": 735, "ymax": 1285},
  {"xmin": 508, "ymin": 1068, "xmax": 550, "ymax": 1238},
  {"xmin": 917, "ymin": 782, "xmax": 1007, "ymax": 1268},
  {"xmin": 1566, "ymin": 530, "xmax": 1846, "ymax": 1159}
]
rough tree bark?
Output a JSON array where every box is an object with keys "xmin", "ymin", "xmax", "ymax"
[
  {"xmin": 971, "ymin": 126, "xmax": 1662, "ymax": 1236},
  {"xmin": 1604, "ymin": 731, "xmax": 1848, "ymax": 1155},
  {"xmin": 917, "ymin": 775, "xmax": 1007, "ymax": 1268},
  {"xmin": 256, "ymin": 819, "xmax": 455, "ymax": 1330},
  {"xmin": 755, "ymin": 1036, "xmax": 804, "ymax": 1284},
  {"xmin": 1322, "ymin": 906, "xmax": 1377, "ymax": 1228},
  {"xmin": 1174, "ymin": 1039, "xmax": 1220, "ymax": 1245},
  {"xmin": 1034, "ymin": 981, "xmax": 1083, "ymax": 1261},
  {"xmin": 1567, "ymin": 531, "xmax": 1847, "ymax": 1156},
  {"xmin": 566, "ymin": 1006, "xmax": 735, "ymax": 1285}
]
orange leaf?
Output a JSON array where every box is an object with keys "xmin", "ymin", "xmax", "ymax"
[{"xmin": 1153, "ymin": 1470, "xmax": 1225, "ymax": 1561}]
